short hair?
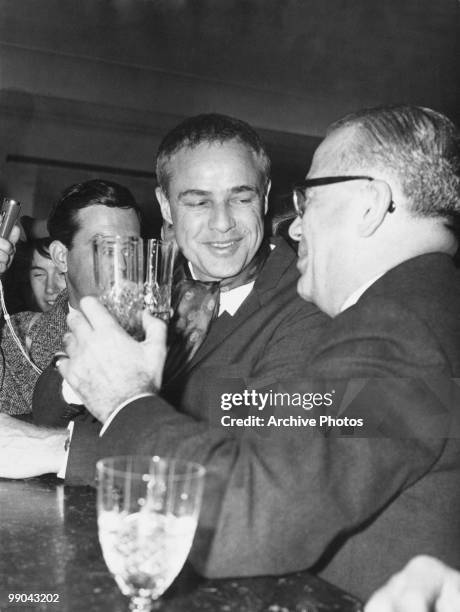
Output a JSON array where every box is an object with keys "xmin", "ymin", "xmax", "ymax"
[
  {"xmin": 32, "ymin": 237, "xmax": 53, "ymax": 260},
  {"xmin": 3, "ymin": 237, "xmax": 56, "ymax": 313},
  {"xmin": 328, "ymin": 105, "xmax": 460, "ymax": 221},
  {"xmin": 47, "ymin": 179, "xmax": 141, "ymax": 248},
  {"xmin": 13, "ymin": 237, "xmax": 53, "ymax": 273},
  {"xmin": 155, "ymin": 113, "xmax": 271, "ymax": 195}
]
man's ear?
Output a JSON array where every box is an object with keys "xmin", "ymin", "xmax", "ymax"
[
  {"xmin": 49, "ymin": 240, "xmax": 68, "ymax": 273},
  {"xmin": 263, "ymin": 180, "xmax": 271, "ymax": 215},
  {"xmin": 155, "ymin": 187, "xmax": 173, "ymax": 225},
  {"xmin": 358, "ymin": 180, "xmax": 393, "ymax": 237}
]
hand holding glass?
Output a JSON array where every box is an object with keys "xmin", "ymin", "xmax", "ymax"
[{"xmin": 97, "ymin": 456, "xmax": 205, "ymax": 611}]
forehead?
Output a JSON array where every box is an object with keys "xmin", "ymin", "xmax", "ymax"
[
  {"xmin": 166, "ymin": 141, "xmax": 263, "ymax": 194},
  {"xmin": 308, "ymin": 126, "xmax": 358, "ymax": 178},
  {"xmin": 31, "ymin": 249, "xmax": 52, "ymax": 268},
  {"xmin": 73, "ymin": 205, "xmax": 140, "ymax": 239}
]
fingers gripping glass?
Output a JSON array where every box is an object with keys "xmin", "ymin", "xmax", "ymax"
[{"xmin": 292, "ymin": 176, "xmax": 396, "ymax": 218}]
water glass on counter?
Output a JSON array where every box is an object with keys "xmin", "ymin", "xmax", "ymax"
[{"xmin": 97, "ymin": 455, "xmax": 205, "ymax": 611}]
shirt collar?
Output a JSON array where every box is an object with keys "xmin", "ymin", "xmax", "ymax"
[
  {"xmin": 187, "ymin": 243, "xmax": 275, "ymax": 317},
  {"xmin": 218, "ymin": 282, "xmax": 255, "ymax": 316},
  {"xmin": 340, "ymin": 273, "xmax": 384, "ymax": 313}
]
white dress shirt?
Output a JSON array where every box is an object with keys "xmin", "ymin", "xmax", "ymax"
[{"xmin": 339, "ymin": 274, "xmax": 384, "ymax": 313}]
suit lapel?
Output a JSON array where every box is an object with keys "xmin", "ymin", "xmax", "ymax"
[
  {"xmin": 186, "ymin": 289, "xmax": 262, "ymax": 368},
  {"xmin": 185, "ymin": 237, "xmax": 297, "ymax": 371}
]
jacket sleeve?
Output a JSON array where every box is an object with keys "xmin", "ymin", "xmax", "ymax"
[
  {"xmin": 33, "ymin": 364, "xmax": 90, "ymax": 426},
  {"xmin": 65, "ymin": 298, "xmax": 455, "ymax": 578}
]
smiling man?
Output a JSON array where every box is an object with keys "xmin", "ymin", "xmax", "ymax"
[
  {"xmin": 2, "ymin": 107, "xmax": 459, "ymax": 601},
  {"xmin": 0, "ymin": 179, "xmax": 141, "ymax": 415},
  {"xmin": 27, "ymin": 239, "xmax": 66, "ymax": 312},
  {"xmin": 284, "ymin": 105, "xmax": 460, "ymax": 597},
  {"xmin": 31, "ymin": 114, "xmax": 326, "ymax": 427},
  {"xmin": 156, "ymin": 138, "xmax": 267, "ymax": 282}
]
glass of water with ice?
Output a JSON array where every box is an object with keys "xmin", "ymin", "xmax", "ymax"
[
  {"xmin": 93, "ymin": 235, "xmax": 145, "ymax": 340},
  {"xmin": 96, "ymin": 455, "xmax": 205, "ymax": 611}
]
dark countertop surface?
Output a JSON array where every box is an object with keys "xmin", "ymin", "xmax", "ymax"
[{"xmin": 0, "ymin": 475, "xmax": 363, "ymax": 612}]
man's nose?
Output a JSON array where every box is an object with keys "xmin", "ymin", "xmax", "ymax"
[
  {"xmin": 288, "ymin": 216, "xmax": 302, "ymax": 242},
  {"xmin": 209, "ymin": 203, "xmax": 236, "ymax": 232},
  {"xmin": 47, "ymin": 273, "xmax": 62, "ymax": 294},
  {"xmin": 45, "ymin": 275, "xmax": 56, "ymax": 294}
]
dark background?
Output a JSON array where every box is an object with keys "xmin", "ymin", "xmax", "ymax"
[{"xmin": 0, "ymin": 0, "xmax": 458, "ymax": 232}]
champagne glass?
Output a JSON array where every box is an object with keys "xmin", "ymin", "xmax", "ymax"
[
  {"xmin": 96, "ymin": 456, "xmax": 205, "ymax": 611},
  {"xmin": 144, "ymin": 239, "xmax": 176, "ymax": 322},
  {"xmin": 93, "ymin": 236, "xmax": 144, "ymax": 340}
]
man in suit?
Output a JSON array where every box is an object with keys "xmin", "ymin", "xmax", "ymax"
[
  {"xmin": 32, "ymin": 114, "xmax": 326, "ymax": 429},
  {"xmin": 0, "ymin": 112, "xmax": 326, "ymax": 464},
  {"xmin": 0, "ymin": 179, "xmax": 141, "ymax": 415},
  {"xmin": 1, "ymin": 106, "xmax": 459, "ymax": 601}
]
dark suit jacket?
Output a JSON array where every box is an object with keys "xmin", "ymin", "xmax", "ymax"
[
  {"xmin": 36, "ymin": 250, "xmax": 460, "ymax": 600},
  {"xmin": 34, "ymin": 234, "xmax": 327, "ymax": 435}
]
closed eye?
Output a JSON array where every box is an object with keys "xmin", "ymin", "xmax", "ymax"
[
  {"xmin": 229, "ymin": 194, "xmax": 258, "ymax": 205},
  {"xmin": 182, "ymin": 199, "xmax": 210, "ymax": 208}
]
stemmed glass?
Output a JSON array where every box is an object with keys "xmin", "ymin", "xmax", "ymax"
[{"xmin": 96, "ymin": 455, "xmax": 205, "ymax": 611}]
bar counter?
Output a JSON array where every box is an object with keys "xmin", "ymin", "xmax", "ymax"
[{"xmin": 0, "ymin": 475, "xmax": 363, "ymax": 611}]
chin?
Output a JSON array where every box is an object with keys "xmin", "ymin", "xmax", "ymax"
[
  {"xmin": 296, "ymin": 278, "xmax": 313, "ymax": 303},
  {"xmin": 209, "ymin": 262, "xmax": 245, "ymax": 280}
]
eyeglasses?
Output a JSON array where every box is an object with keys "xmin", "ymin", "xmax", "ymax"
[{"xmin": 292, "ymin": 175, "xmax": 396, "ymax": 218}]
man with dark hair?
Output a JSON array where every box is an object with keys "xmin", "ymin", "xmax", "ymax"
[
  {"xmin": 31, "ymin": 113, "xmax": 326, "ymax": 426},
  {"xmin": 3, "ymin": 237, "xmax": 66, "ymax": 314},
  {"xmin": 3, "ymin": 106, "xmax": 459, "ymax": 600},
  {"xmin": 155, "ymin": 113, "xmax": 271, "ymax": 195},
  {"xmin": 1, "ymin": 112, "xmax": 326, "ymax": 470},
  {"xmin": 0, "ymin": 179, "xmax": 141, "ymax": 415},
  {"xmin": 155, "ymin": 113, "xmax": 271, "ymax": 284},
  {"xmin": 47, "ymin": 179, "xmax": 141, "ymax": 309}
]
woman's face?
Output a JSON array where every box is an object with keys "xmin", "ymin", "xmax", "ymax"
[{"xmin": 29, "ymin": 249, "xmax": 66, "ymax": 312}]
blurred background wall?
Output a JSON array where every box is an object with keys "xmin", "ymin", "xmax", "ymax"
[{"xmin": 0, "ymin": 0, "xmax": 458, "ymax": 232}]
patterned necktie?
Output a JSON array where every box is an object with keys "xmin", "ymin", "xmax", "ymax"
[{"xmin": 163, "ymin": 240, "xmax": 271, "ymax": 383}]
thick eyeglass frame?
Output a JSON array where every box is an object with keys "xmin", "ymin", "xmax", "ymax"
[{"xmin": 292, "ymin": 175, "xmax": 396, "ymax": 218}]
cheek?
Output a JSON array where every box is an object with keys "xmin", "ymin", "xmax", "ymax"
[
  {"xmin": 30, "ymin": 279, "xmax": 43, "ymax": 295},
  {"xmin": 56, "ymin": 275, "xmax": 66, "ymax": 290},
  {"xmin": 237, "ymin": 208, "xmax": 264, "ymax": 237},
  {"xmin": 174, "ymin": 212, "xmax": 205, "ymax": 247}
]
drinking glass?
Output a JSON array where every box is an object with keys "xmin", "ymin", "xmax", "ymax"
[
  {"xmin": 97, "ymin": 456, "xmax": 205, "ymax": 611},
  {"xmin": 144, "ymin": 239, "xmax": 176, "ymax": 322},
  {"xmin": 93, "ymin": 236, "xmax": 144, "ymax": 340}
]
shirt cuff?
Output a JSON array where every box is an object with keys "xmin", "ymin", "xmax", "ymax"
[
  {"xmin": 57, "ymin": 421, "xmax": 74, "ymax": 479},
  {"xmin": 99, "ymin": 393, "xmax": 156, "ymax": 437}
]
